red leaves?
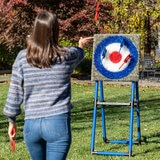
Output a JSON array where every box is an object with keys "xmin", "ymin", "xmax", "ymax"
[
  {"xmin": 13, "ymin": 0, "xmax": 27, "ymax": 5},
  {"xmin": 0, "ymin": 0, "xmax": 35, "ymax": 50},
  {"xmin": 0, "ymin": 0, "xmax": 114, "ymax": 50}
]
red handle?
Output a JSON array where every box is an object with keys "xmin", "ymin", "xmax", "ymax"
[
  {"xmin": 119, "ymin": 54, "xmax": 132, "ymax": 69},
  {"xmin": 124, "ymin": 54, "xmax": 131, "ymax": 63},
  {"xmin": 10, "ymin": 128, "xmax": 16, "ymax": 152},
  {"xmin": 94, "ymin": 2, "xmax": 100, "ymax": 21}
]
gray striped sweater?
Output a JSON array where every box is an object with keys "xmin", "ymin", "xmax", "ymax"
[{"xmin": 3, "ymin": 47, "xmax": 84, "ymax": 121}]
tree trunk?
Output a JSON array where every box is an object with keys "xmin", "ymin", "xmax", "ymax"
[
  {"xmin": 158, "ymin": 23, "xmax": 160, "ymax": 48},
  {"xmin": 144, "ymin": 11, "xmax": 151, "ymax": 56}
]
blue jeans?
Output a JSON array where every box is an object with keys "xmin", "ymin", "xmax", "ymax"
[{"xmin": 23, "ymin": 113, "xmax": 71, "ymax": 160}]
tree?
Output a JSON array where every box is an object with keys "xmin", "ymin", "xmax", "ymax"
[
  {"xmin": 0, "ymin": 0, "xmax": 37, "ymax": 49},
  {"xmin": 58, "ymin": 0, "xmax": 114, "ymax": 41},
  {"xmin": 108, "ymin": 0, "xmax": 160, "ymax": 56},
  {"xmin": 0, "ymin": 0, "xmax": 114, "ymax": 50},
  {"xmin": 1, "ymin": 0, "xmax": 159, "ymax": 63}
]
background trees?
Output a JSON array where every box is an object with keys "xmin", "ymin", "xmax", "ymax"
[
  {"xmin": 0, "ymin": 0, "xmax": 160, "ymax": 69},
  {"xmin": 107, "ymin": 0, "xmax": 160, "ymax": 55},
  {"xmin": 0, "ymin": 0, "xmax": 113, "ymax": 49}
]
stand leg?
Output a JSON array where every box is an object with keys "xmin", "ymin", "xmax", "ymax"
[
  {"xmin": 91, "ymin": 81, "xmax": 99, "ymax": 153},
  {"xmin": 135, "ymin": 82, "xmax": 141, "ymax": 143},
  {"xmin": 128, "ymin": 82, "xmax": 135, "ymax": 157},
  {"xmin": 100, "ymin": 81, "xmax": 107, "ymax": 142}
]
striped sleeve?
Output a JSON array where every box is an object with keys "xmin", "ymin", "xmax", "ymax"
[
  {"xmin": 67, "ymin": 47, "xmax": 85, "ymax": 65},
  {"xmin": 3, "ymin": 52, "xmax": 24, "ymax": 118}
]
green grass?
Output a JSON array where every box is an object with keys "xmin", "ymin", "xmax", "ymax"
[{"xmin": 0, "ymin": 81, "xmax": 160, "ymax": 160}]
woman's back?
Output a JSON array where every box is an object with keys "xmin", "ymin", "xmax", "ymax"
[{"xmin": 5, "ymin": 46, "xmax": 84, "ymax": 120}]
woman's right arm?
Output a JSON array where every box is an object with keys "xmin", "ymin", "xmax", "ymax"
[{"xmin": 78, "ymin": 37, "xmax": 93, "ymax": 49}]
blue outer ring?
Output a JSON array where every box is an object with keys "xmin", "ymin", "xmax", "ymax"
[{"xmin": 94, "ymin": 35, "xmax": 138, "ymax": 79}]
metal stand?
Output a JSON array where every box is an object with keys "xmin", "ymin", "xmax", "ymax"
[{"xmin": 91, "ymin": 81, "xmax": 141, "ymax": 157}]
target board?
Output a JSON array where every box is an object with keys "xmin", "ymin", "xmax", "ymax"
[{"xmin": 91, "ymin": 34, "xmax": 140, "ymax": 82}]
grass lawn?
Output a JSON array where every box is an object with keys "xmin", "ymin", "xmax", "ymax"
[{"xmin": 0, "ymin": 81, "xmax": 160, "ymax": 160}]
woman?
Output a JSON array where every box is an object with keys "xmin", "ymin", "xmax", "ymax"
[{"xmin": 3, "ymin": 10, "xmax": 93, "ymax": 160}]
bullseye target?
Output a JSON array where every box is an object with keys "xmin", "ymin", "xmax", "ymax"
[{"xmin": 93, "ymin": 35, "xmax": 139, "ymax": 80}]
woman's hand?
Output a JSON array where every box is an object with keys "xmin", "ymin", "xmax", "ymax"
[
  {"xmin": 78, "ymin": 37, "xmax": 94, "ymax": 49},
  {"xmin": 8, "ymin": 122, "xmax": 16, "ymax": 141}
]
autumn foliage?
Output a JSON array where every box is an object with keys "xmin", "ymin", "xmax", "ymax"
[
  {"xmin": 0, "ymin": 0, "xmax": 159, "ymax": 61},
  {"xmin": 0, "ymin": 0, "xmax": 114, "ymax": 50}
]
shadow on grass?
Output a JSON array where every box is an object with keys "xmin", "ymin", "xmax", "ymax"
[
  {"xmin": 1, "ymin": 87, "xmax": 159, "ymax": 144},
  {"xmin": 71, "ymin": 96, "xmax": 160, "ymax": 146},
  {"xmin": 142, "ymin": 132, "xmax": 160, "ymax": 144}
]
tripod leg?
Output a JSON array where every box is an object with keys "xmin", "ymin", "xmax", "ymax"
[
  {"xmin": 135, "ymin": 82, "xmax": 141, "ymax": 144},
  {"xmin": 128, "ymin": 82, "xmax": 135, "ymax": 157},
  {"xmin": 91, "ymin": 81, "xmax": 99, "ymax": 153},
  {"xmin": 100, "ymin": 81, "xmax": 107, "ymax": 142}
]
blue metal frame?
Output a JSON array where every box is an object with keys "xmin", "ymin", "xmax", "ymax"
[{"xmin": 90, "ymin": 81, "xmax": 141, "ymax": 157}]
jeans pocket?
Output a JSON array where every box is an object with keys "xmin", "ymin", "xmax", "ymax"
[{"xmin": 44, "ymin": 116, "xmax": 70, "ymax": 137}]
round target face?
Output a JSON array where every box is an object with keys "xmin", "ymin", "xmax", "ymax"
[{"xmin": 94, "ymin": 36, "xmax": 138, "ymax": 79}]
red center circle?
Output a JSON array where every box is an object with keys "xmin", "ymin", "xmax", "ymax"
[{"xmin": 109, "ymin": 51, "xmax": 122, "ymax": 63}]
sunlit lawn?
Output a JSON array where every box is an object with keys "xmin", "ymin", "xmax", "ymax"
[{"xmin": 0, "ymin": 80, "xmax": 160, "ymax": 160}]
